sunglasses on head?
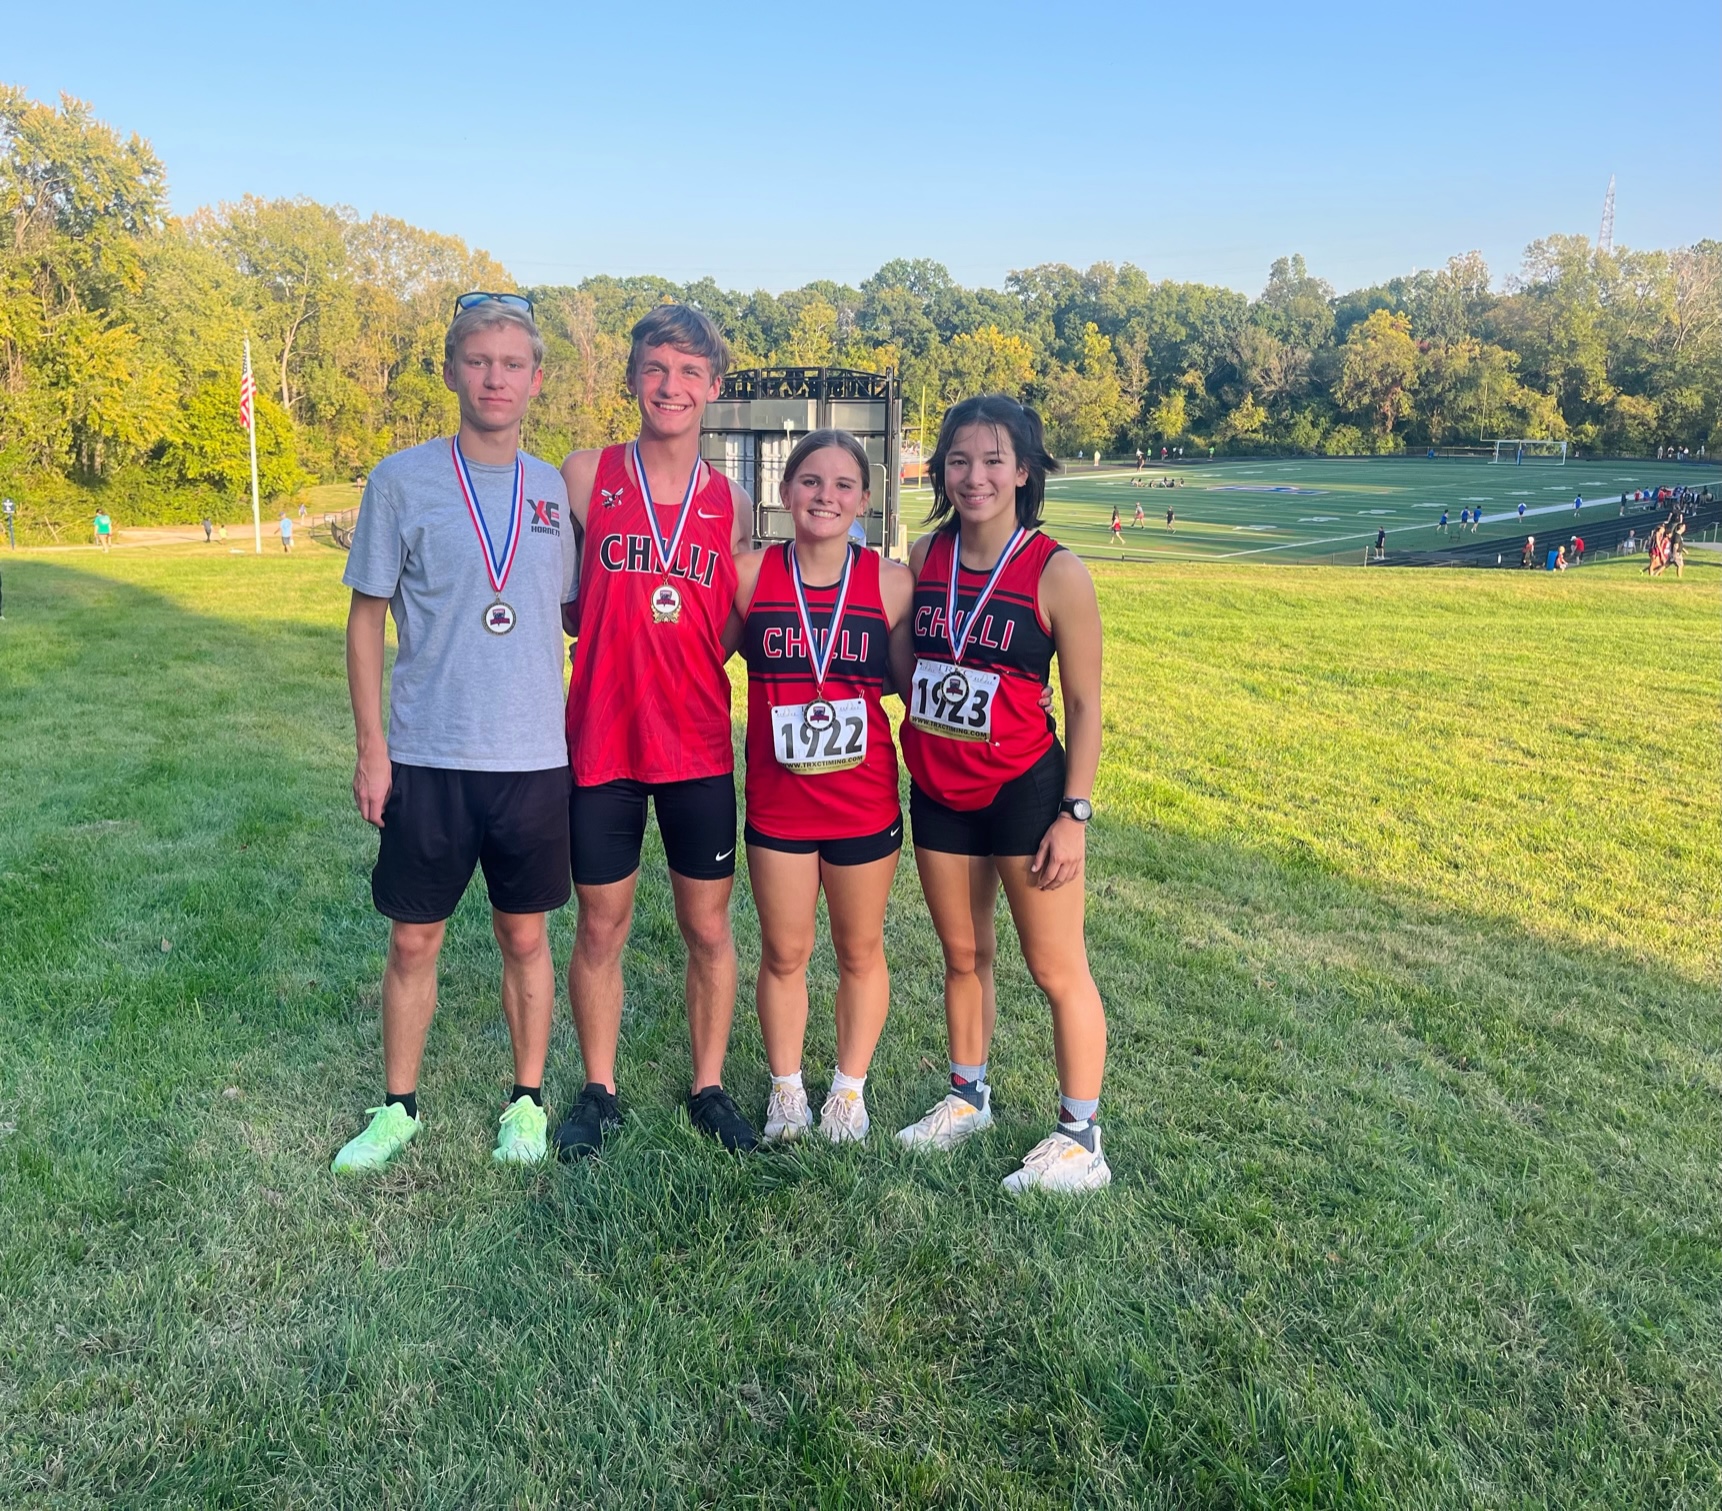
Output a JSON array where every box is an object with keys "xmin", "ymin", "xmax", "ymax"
[{"xmin": 454, "ymin": 291, "xmax": 534, "ymax": 315}]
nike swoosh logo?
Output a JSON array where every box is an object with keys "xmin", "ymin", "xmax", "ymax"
[
  {"xmin": 697, "ymin": 510, "xmax": 723, "ymax": 520},
  {"xmin": 889, "ymin": 825, "xmax": 902, "ymax": 837},
  {"xmin": 716, "ymin": 847, "xmax": 735, "ymax": 861}
]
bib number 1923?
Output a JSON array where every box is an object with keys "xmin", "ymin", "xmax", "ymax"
[
  {"xmin": 909, "ymin": 658, "xmax": 999, "ymax": 742},
  {"xmin": 770, "ymin": 697, "xmax": 868, "ymax": 774}
]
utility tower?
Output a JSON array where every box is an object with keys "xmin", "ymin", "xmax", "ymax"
[{"xmin": 1597, "ymin": 174, "xmax": 1616, "ymax": 254}]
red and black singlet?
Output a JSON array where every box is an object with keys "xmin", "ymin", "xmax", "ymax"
[
  {"xmin": 565, "ymin": 444, "xmax": 739, "ymax": 786},
  {"xmin": 742, "ymin": 542, "xmax": 899, "ymax": 840},
  {"xmin": 900, "ymin": 526, "xmax": 1062, "ymax": 811}
]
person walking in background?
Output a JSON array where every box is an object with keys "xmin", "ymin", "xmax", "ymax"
[
  {"xmin": 3, "ymin": 496, "xmax": 14, "ymax": 550},
  {"xmin": 1374, "ymin": 527, "xmax": 1386, "ymax": 561},
  {"xmin": 1520, "ymin": 535, "xmax": 1535, "ymax": 568},
  {"xmin": 279, "ymin": 511, "xmax": 295, "ymax": 554},
  {"xmin": 217, "ymin": 521, "xmax": 228, "ymax": 544},
  {"xmin": 93, "ymin": 510, "xmax": 112, "ymax": 551},
  {"xmin": 202, "ymin": 516, "xmax": 213, "ymax": 544}
]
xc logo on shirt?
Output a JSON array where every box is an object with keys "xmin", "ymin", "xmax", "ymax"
[{"xmin": 529, "ymin": 498, "xmax": 561, "ymax": 535}]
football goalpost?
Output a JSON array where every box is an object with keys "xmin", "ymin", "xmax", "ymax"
[{"xmin": 1491, "ymin": 438, "xmax": 1568, "ymax": 465}]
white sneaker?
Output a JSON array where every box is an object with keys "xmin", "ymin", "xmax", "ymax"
[
  {"xmin": 763, "ymin": 1081, "xmax": 812, "ymax": 1143},
  {"xmin": 1001, "ymin": 1126, "xmax": 1111, "ymax": 1195},
  {"xmin": 818, "ymin": 1087, "xmax": 871, "ymax": 1143},
  {"xmin": 895, "ymin": 1084, "xmax": 993, "ymax": 1150}
]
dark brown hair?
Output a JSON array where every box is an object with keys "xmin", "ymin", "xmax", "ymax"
[
  {"xmin": 627, "ymin": 304, "xmax": 733, "ymax": 388},
  {"xmin": 926, "ymin": 394, "xmax": 1058, "ymax": 530}
]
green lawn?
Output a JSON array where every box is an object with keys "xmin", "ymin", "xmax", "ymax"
[
  {"xmin": 1024, "ymin": 455, "xmax": 1722, "ymax": 563},
  {"xmin": 1, "ymin": 542, "xmax": 1717, "ymax": 1508}
]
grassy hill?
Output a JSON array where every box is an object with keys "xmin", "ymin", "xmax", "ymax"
[{"xmin": 1, "ymin": 543, "xmax": 1715, "ymax": 1507}]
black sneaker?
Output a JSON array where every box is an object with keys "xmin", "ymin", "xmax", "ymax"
[
  {"xmin": 687, "ymin": 1085, "xmax": 759, "ymax": 1152},
  {"xmin": 551, "ymin": 1083, "xmax": 621, "ymax": 1162}
]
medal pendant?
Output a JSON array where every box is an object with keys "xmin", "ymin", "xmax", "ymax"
[
  {"xmin": 939, "ymin": 670, "xmax": 970, "ymax": 706},
  {"xmin": 483, "ymin": 599, "xmax": 517, "ymax": 635},
  {"xmin": 650, "ymin": 581, "xmax": 682, "ymax": 624},
  {"xmin": 802, "ymin": 699, "xmax": 837, "ymax": 739}
]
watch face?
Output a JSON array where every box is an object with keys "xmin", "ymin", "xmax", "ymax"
[{"xmin": 1066, "ymin": 798, "xmax": 1092, "ymax": 822}]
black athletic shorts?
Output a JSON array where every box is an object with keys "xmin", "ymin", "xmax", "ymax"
[
  {"xmin": 570, "ymin": 773, "xmax": 737, "ymax": 887},
  {"xmin": 743, "ymin": 813, "xmax": 904, "ymax": 867},
  {"xmin": 909, "ymin": 740, "xmax": 1065, "ymax": 858},
  {"xmin": 372, "ymin": 764, "xmax": 572, "ymax": 924}
]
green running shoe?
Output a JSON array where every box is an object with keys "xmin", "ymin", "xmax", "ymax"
[
  {"xmin": 332, "ymin": 1102, "xmax": 419, "ymax": 1174},
  {"xmin": 493, "ymin": 1094, "xmax": 548, "ymax": 1165}
]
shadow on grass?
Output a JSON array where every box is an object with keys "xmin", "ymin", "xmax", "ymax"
[{"xmin": 2, "ymin": 559, "xmax": 1718, "ymax": 1509}]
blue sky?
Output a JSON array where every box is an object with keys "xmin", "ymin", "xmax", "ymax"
[{"xmin": 9, "ymin": 0, "xmax": 1716, "ymax": 297}]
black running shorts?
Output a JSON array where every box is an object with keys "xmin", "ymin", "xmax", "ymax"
[
  {"xmin": 743, "ymin": 813, "xmax": 904, "ymax": 867},
  {"xmin": 570, "ymin": 774, "xmax": 738, "ymax": 887},
  {"xmin": 372, "ymin": 764, "xmax": 572, "ymax": 923},
  {"xmin": 909, "ymin": 740, "xmax": 1066, "ymax": 858}
]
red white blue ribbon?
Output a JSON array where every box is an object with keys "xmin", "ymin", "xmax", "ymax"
[
  {"xmin": 632, "ymin": 441, "xmax": 702, "ymax": 577},
  {"xmin": 451, "ymin": 437, "xmax": 524, "ymax": 594},
  {"xmin": 787, "ymin": 541, "xmax": 857, "ymax": 697},
  {"xmin": 946, "ymin": 525, "xmax": 1028, "ymax": 665}
]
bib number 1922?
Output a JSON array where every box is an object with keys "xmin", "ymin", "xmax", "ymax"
[
  {"xmin": 909, "ymin": 658, "xmax": 999, "ymax": 742},
  {"xmin": 770, "ymin": 697, "xmax": 868, "ymax": 774}
]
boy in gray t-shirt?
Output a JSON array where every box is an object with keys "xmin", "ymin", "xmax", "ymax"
[{"xmin": 334, "ymin": 294, "xmax": 577, "ymax": 1176}]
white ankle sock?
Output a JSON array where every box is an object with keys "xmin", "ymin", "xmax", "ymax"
[
  {"xmin": 771, "ymin": 1069, "xmax": 804, "ymax": 1091},
  {"xmin": 830, "ymin": 1069, "xmax": 866, "ymax": 1096}
]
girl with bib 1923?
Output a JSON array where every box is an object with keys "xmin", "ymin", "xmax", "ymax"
[
  {"xmin": 892, "ymin": 394, "xmax": 1112, "ymax": 1194},
  {"xmin": 728, "ymin": 429, "xmax": 914, "ymax": 1144}
]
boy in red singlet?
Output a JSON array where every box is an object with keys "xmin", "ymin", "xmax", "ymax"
[
  {"xmin": 554, "ymin": 306, "xmax": 758, "ymax": 1156},
  {"xmin": 728, "ymin": 430, "xmax": 915, "ymax": 1143},
  {"xmin": 892, "ymin": 393, "xmax": 1111, "ymax": 1195}
]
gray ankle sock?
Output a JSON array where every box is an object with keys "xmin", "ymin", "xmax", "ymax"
[{"xmin": 950, "ymin": 1062, "xmax": 987, "ymax": 1107}]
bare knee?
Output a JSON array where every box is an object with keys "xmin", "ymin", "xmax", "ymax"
[
  {"xmin": 388, "ymin": 920, "xmax": 445, "ymax": 974},
  {"xmin": 677, "ymin": 904, "xmax": 733, "ymax": 963},
  {"xmin": 1023, "ymin": 950, "xmax": 1091, "ymax": 1005},
  {"xmin": 760, "ymin": 934, "xmax": 814, "ymax": 980},
  {"xmin": 574, "ymin": 896, "xmax": 632, "ymax": 964},
  {"xmin": 492, "ymin": 911, "xmax": 548, "ymax": 964},
  {"xmin": 834, "ymin": 935, "xmax": 885, "ymax": 979},
  {"xmin": 941, "ymin": 937, "xmax": 992, "ymax": 980}
]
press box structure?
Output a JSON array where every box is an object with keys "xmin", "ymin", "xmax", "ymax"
[{"xmin": 700, "ymin": 367, "xmax": 902, "ymax": 555}]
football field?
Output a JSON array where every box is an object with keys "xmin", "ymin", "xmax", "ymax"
[
  {"xmin": 955, "ymin": 456, "xmax": 1722, "ymax": 564},
  {"xmin": 1, "ymin": 544, "xmax": 1717, "ymax": 1506}
]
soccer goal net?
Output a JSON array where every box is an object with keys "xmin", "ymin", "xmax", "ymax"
[{"xmin": 1491, "ymin": 438, "xmax": 1568, "ymax": 464}]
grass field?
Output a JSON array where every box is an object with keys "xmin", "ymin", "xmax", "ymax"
[
  {"xmin": 1011, "ymin": 456, "xmax": 1722, "ymax": 564},
  {"xmin": 2, "ymin": 540, "xmax": 1718, "ymax": 1507}
]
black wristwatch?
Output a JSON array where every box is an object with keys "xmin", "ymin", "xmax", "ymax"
[{"xmin": 1060, "ymin": 797, "xmax": 1093, "ymax": 823}]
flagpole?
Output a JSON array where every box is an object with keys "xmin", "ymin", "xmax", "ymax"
[{"xmin": 245, "ymin": 337, "xmax": 263, "ymax": 554}]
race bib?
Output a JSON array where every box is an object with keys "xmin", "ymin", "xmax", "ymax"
[
  {"xmin": 909, "ymin": 658, "xmax": 999, "ymax": 742},
  {"xmin": 769, "ymin": 697, "xmax": 868, "ymax": 774}
]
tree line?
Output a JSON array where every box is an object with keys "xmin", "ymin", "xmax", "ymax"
[{"xmin": 3, "ymin": 85, "xmax": 1717, "ymax": 538}]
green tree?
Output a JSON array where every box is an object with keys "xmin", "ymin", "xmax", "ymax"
[
  {"xmin": 1336, "ymin": 310, "xmax": 1418, "ymax": 435},
  {"xmin": 162, "ymin": 379, "xmax": 305, "ymax": 499}
]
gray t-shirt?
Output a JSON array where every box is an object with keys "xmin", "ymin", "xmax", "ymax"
[{"xmin": 343, "ymin": 438, "xmax": 576, "ymax": 772}]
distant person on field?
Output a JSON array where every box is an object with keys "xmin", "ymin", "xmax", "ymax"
[
  {"xmin": 1132, "ymin": 501, "xmax": 1145, "ymax": 527},
  {"xmin": 1166, "ymin": 506, "xmax": 1176, "ymax": 533},
  {"xmin": 93, "ymin": 511, "xmax": 112, "ymax": 551},
  {"xmin": 2, "ymin": 496, "xmax": 14, "ymax": 551},
  {"xmin": 298, "ymin": 501, "xmax": 309, "ymax": 522},
  {"xmin": 279, "ymin": 512, "xmax": 294, "ymax": 554},
  {"xmin": 1517, "ymin": 501, "xmax": 1527, "ymax": 520},
  {"xmin": 333, "ymin": 292, "xmax": 577, "ymax": 1176},
  {"xmin": 1520, "ymin": 535, "xmax": 1535, "ymax": 568},
  {"xmin": 1573, "ymin": 494, "xmax": 1583, "ymax": 515},
  {"xmin": 202, "ymin": 516, "xmax": 213, "ymax": 544},
  {"xmin": 218, "ymin": 521, "xmax": 228, "ymax": 544},
  {"xmin": 1374, "ymin": 527, "xmax": 1386, "ymax": 560},
  {"xmin": 1135, "ymin": 449, "xmax": 1144, "ymax": 471},
  {"xmin": 1458, "ymin": 508, "xmax": 1468, "ymax": 531},
  {"xmin": 1438, "ymin": 509, "xmax": 1449, "ymax": 534}
]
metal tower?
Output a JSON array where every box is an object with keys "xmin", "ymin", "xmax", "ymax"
[{"xmin": 1597, "ymin": 175, "xmax": 1616, "ymax": 254}]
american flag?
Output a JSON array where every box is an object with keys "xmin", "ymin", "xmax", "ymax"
[{"xmin": 239, "ymin": 341, "xmax": 256, "ymax": 431}]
